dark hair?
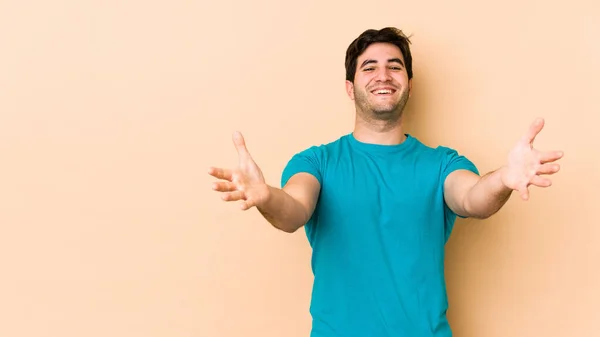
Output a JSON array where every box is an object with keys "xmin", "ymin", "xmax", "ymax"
[{"xmin": 345, "ymin": 27, "xmax": 413, "ymax": 82}]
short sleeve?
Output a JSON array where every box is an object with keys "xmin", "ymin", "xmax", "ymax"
[
  {"xmin": 280, "ymin": 145, "xmax": 323, "ymax": 188},
  {"xmin": 438, "ymin": 146, "xmax": 480, "ymax": 239},
  {"xmin": 440, "ymin": 146, "xmax": 479, "ymax": 182}
]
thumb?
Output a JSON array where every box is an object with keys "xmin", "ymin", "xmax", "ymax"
[
  {"xmin": 232, "ymin": 131, "xmax": 252, "ymax": 160},
  {"xmin": 522, "ymin": 118, "xmax": 544, "ymax": 145},
  {"xmin": 519, "ymin": 187, "xmax": 530, "ymax": 201},
  {"xmin": 240, "ymin": 199, "xmax": 255, "ymax": 211}
]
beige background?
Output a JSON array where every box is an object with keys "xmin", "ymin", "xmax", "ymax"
[{"xmin": 0, "ymin": 0, "xmax": 598, "ymax": 336}]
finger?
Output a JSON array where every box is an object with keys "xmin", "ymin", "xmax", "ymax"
[
  {"xmin": 539, "ymin": 150, "xmax": 564, "ymax": 164},
  {"xmin": 240, "ymin": 197, "xmax": 261, "ymax": 210},
  {"xmin": 522, "ymin": 118, "xmax": 545, "ymax": 145},
  {"xmin": 232, "ymin": 131, "xmax": 252, "ymax": 161},
  {"xmin": 519, "ymin": 186, "xmax": 530, "ymax": 201},
  {"xmin": 212, "ymin": 181, "xmax": 237, "ymax": 192},
  {"xmin": 240, "ymin": 199, "xmax": 254, "ymax": 211},
  {"xmin": 222, "ymin": 190, "xmax": 246, "ymax": 202},
  {"xmin": 530, "ymin": 175, "xmax": 552, "ymax": 188},
  {"xmin": 208, "ymin": 167, "xmax": 233, "ymax": 181},
  {"xmin": 536, "ymin": 163, "xmax": 560, "ymax": 175}
]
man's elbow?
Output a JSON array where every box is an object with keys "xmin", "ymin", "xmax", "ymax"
[
  {"xmin": 275, "ymin": 223, "xmax": 303, "ymax": 233},
  {"xmin": 263, "ymin": 216, "xmax": 304, "ymax": 234},
  {"xmin": 270, "ymin": 211, "xmax": 309, "ymax": 233},
  {"xmin": 469, "ymin": 212, "xmax": 495, "ymax": 220},
  {"xmin": 462, "ymin": 200, "xmax": 499, "ymax": 220}
]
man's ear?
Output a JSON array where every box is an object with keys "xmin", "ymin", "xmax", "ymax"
[
  {"xmin": 345, "ymin": 80, "xmax": 355, "ymax": 100},
  {"xmin": 408, "ymin": 79, "xmax": 413, "ymax": 98}
]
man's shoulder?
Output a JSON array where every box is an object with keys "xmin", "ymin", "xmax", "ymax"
[
  {"xmin": 280, "ymin": 134, "xmax": 351, "ymax": 187},
  {"xmin": 409, "ymin": 135, "xmax": 464, "ymax": 158},
  {"xmin": 409, "ymin": 135, "xmax": 479, "ymax": 176}
]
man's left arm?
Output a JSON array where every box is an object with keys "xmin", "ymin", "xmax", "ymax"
[{"xmin": 444, "ymin": 118, "xmax": 564, "ymax": 219}]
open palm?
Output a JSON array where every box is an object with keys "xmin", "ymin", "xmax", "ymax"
[
  {"xmin": 208, "ymin": 131, "xmax": 268, "ymax": 210},
  {"xmin": 501, "ymin": 118, "xmax": 564, "ymax": 200}
]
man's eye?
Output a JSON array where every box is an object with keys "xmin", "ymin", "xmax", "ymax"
[
  {"xmin": 363, "ymin": 68, "xmax": 374, "ymax": 71},
  {"xmin": 390, "ymin": 67, "xmax": 402, "ymax": 70}
]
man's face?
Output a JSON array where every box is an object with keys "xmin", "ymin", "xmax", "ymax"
[{"xmin": 346, "ymin": 42, "xmax": 412, "ymax": 121}]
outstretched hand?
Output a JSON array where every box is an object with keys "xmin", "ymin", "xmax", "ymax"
[
  {"xmin": 501, "ymin": 118, "xmax": 564, "ymax": 201},
  {"xmin": 208, "ymin": 131, "xmax": 269, "ymax": 210}
]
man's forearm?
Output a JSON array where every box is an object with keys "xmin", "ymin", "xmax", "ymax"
[
  {"xmin": 463, "ymin": 167, "xmax": 513, "ymax": 219},
  {"xmin": 256, "ymin": 185, "xmax": 310, "ymax": 233}
]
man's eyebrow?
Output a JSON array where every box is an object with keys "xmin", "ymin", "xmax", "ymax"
[
  {"xmin": 360, "ymin": 59, "xmax": 377, "ymax": 68},
  {"xmin": 360, "ymin": 58, "xmax": 405, "ymax": 68},
  {"xmin": 388, "ymin": 58, "xmax": 405, "ymax": 67}
]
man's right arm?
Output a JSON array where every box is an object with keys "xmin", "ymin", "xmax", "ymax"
[{"xmin": 257, "ymin": 172, "xmax": 321, "ymax": 233}]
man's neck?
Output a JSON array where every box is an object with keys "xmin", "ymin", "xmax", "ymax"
[{"xmin": 352, "ymin": 115, "xmax": 406, "ymax": 145}]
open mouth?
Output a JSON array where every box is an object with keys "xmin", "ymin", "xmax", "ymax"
[{"xmin": 371, "ymin": 88, "xmax": 397, "ymax": 96}]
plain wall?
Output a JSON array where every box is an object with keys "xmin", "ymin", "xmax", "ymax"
[{"xmin": 1, "ymin": 0, "xmax": 598, "ymax": 336}]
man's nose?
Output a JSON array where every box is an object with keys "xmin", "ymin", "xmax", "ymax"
[{"xmin": 375, "ymin": 68, "xmax": 392, "ymax": 81}]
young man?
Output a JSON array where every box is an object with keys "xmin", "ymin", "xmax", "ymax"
[{"xmin": 208, "ymin": 27, "xmax": 563, "ymax": 336}]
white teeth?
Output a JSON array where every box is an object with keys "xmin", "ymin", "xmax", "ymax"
[{"xmin": 376, "ymin": 90, "xmax": 392, "ymax": 94}]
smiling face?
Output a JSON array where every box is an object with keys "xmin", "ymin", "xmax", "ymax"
[{"xmin": 346, "ymin": 42, "xmax": 412, "ymax": 123}]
